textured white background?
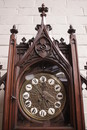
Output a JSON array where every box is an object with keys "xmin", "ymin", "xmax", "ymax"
[{"xmin": 0, "ymin": 0, "xmax": 87, "ymax": 129}]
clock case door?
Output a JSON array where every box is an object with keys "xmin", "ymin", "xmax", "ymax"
[
  {"xmin": 18, "ymin": 61, "xmax": 70, "ymax": 124},
  {"xmin": 3, "ymin": 5, "xmax": 85, "ymax": 130}
]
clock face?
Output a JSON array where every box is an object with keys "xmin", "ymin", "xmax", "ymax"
[{"xmin": 19, "ymin": 73, "xmax": 66, "ymax": 121}]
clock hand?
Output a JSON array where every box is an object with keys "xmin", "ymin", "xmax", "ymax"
[
  {"xmin": 33, "ymin": 86, "xmax": 50, "ymax": 108},
  {"xmin": 43, "ymin": 91, "xmax": 56, "ymax": 103},
  {"xmin": 33, "ymin": 85, "xmax": 43, "ymax": 95},
  {"xmin": 42, "ymin": 98, "xmax": 49, "ymax": 109},
  {"xmin": 33, "ymin": 85, "xmax": 55, "ymax": 106},
  {"xmin": 34, "ymin": 83, "xmax": 55, "ymax": 104},
  {"xmin": 33, "ymin": 85, "xmax": 47, "ymax": 102}
]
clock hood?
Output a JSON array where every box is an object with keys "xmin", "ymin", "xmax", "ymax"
[{"xmin": 16, "ymin": 4, "xmax": 71, "ymax": 79}]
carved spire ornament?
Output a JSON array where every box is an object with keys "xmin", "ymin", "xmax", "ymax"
[
  {"xmin": 67, "ymin": 25, "xmax": 76, "ymax": 34},
  {"xmin": 10, "ymin": 25, "xmax": 18, "ymax": 34},
  {"xmin": 3, "ymin": 4, "xmax": 85, "ymax": 130}
]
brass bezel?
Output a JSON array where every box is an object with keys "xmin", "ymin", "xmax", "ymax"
[{"xmin": 19, "ymin": 73, "xmax": 66, "ymax": 121}]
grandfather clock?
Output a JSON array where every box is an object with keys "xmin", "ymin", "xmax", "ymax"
[{"xmin": 3, "ymin": 4, "xmax": 85, "ymax": 130}]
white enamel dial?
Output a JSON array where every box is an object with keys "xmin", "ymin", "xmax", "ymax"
[
  {"xmin": 40, "ymin": 76, "xmax": 47, "ymax": 83},
  {"xmin": 54, "ymin": 101, "xmax": 61, "ymax": 108},
  {"xmin": 54, "ymin": 84, "xmax": 61, "ymax": 91},
  {"xmin": 48, "ymin": 78, "xmax": 55, "ymax": 85},
  {"xmin": 56, "ymin": 92, "xmax": 63, "ymax": 100},
  {"xmin": 25, "ymin": 84, "xmax": 32, "ymax": 91},
  {"xmin": 23, "ymin": 92, "xmax": 30, "ymax": 100},
  {"xmin": 25, "ymin": 100, "xmax": 32, "ymax": 108},
  {"xmin": 32, "ymin": 78, "xmax": 38, "ymax": 85},
  {"xmin": 48, "ymin": 108, "xmax": 55, "ymax": 115},
  {"xmin": 39, "ymin": 110, "xmax": 47, "ymax": 117},
  {"xmin": 31, "ymin": 107, "xmax": 38, "ymax": 114}
]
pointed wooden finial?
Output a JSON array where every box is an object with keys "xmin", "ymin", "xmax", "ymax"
[
  {"xmin": 38, "ymin": 3, "xmax": 48, "ymax": 17},
  {"xmin": 60, "ymin": 38, "xmax": 64, "ymax": 43},
  {"xmin": 67, "ymin": 25, "xmax": 76, "ymax": 34},
  {"xmin": 10, "ymin": 25, "xmax": 18, "ymax": 34},
  {"xmin": 60, "ymin": 38, "xmax": 66, "ymax": 45},
  {"xmin": 21, "ymin": 37, "xmax": 26, "ymax": 44}
]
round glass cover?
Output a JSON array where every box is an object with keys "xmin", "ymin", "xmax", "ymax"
[{"xmin": 19, "ymin": 73, "xmax": 66, "ymax": 121}]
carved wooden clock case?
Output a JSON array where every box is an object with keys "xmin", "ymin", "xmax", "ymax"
[{"xmin": 3, "ymin": 4, "xmax": 85, "ymax": 130}]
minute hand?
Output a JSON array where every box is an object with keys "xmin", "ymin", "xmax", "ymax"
[{"xmin": 43, "ymin": 91, "xmax": 55, "ymax": 103}]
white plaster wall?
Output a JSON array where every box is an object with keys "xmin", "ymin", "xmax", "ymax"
[{"xmin": 0, "ymin": 0, "xmax": 87, "ymax": 129}]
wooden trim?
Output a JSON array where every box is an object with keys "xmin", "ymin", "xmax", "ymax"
[
  {"xmin": 3, "ymin": 34, "xmax": 17, "ymax": 130},
  {"xmin": 70, "ymin": 34, "xmax": 85, "ymax": 130},
  {"xmin": 14, "ymin": 127, "xmax": 74, "ymax": 130}
]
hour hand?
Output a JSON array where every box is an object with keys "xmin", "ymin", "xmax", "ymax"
[{"xmin": 33, "ymin": 85, "xmax": 42, "ymax": 95}]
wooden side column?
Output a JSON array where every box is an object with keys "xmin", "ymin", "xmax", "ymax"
[
  {"xmin": 3, "ymin": 25, "xmax": 18, "ymax": 130},
  {"xmin": 68, "ymin": 25, "xmax": 85, "ymax": 130}
]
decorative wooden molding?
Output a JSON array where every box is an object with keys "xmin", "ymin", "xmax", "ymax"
[
  {"xmin": 3, "ymin": 25, "xmax": 18, "ymax": 130},
  {"xmin": 68, "ymin": 25, "xmax": 85, "ymax": 130}
]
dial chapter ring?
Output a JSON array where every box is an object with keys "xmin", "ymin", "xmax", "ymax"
[{"xmin": 19, "ymin": 73, "xmax": 66, "ymax": 121}]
